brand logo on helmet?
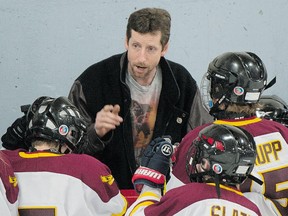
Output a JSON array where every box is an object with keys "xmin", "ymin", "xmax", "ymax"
[
  {"xmin": 212, "ymin": 163, "xmax": 223, "ymax": 174},
  {"xmin": 215, "ymin": 73, "xmax": 226, "ymax": 79},
  {"xmin": 161, "ymin": 144, "xmax": 172, "ymax": 156},
  {"xmin": 59, "ymin": 125, "xmax": 69, "ymax": 135},
  {"xmin": 233, "ymin": 86, "xmax": 244, "ymax": 96}
]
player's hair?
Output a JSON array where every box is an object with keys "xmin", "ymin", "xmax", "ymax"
[
  {"xmin": 225, "ymin": 103, "xmax": 260, "ymax": 115},
  {"xmin": 31, "ymin": 139, "xmax": 60, "ymax": 149},
  {"xmin": 126, "ymin": 8, "xmax": 171, "ymax": 49}
]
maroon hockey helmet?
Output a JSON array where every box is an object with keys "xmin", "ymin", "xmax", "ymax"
[
  {"xmin": 186, "ymin": 124, "xmax": 256, "ymax": 187},
  {"xmin": 25, "ymin": 96, "xmax": 87, "ymax": 152}
]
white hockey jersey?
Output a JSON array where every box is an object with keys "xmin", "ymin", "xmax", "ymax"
[
  {"xmin": 169, "ymin": 117, "xmax": 288, "ymax": 215},
  {"xmin": 2, "ymin": 149, "xmax": 127, "ymax": 216},
  {"xmin": 126, "ymin": 184, "xmax": 262, "ymax": 216}
]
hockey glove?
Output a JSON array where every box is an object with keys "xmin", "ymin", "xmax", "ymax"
[
  {"xmin": 1, "ymin": 115, "xmax": 29, "ymax": 150},
  {"xmin": 132, "ymin": 137, "xmax": 173, "ymax": 193}
]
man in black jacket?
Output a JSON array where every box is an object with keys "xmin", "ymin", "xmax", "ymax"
[
  {"xmin": 2, "ymin": 8, "xmax": 212, "ymax": 190},
  {"xmin": 68, "ymin": 8, "xmax": 212, "ymax": 189}
]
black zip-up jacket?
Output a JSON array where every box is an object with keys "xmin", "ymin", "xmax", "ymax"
[{"xmin": 68, "ymin": 52, "xmax": 213, "ymax": 189}]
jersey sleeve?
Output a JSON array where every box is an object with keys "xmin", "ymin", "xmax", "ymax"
[
  {"xmin": 125, "ymin": 186, "xmax": 161, "ymax": 216},
  {"xmin": 0, "ymin": 151, "xmax": 19, "ymax": 216}
]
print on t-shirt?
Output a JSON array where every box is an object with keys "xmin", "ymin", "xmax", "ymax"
[{"xmin": 131, "ymin": 100, "xmax": 157, "ymax": 149}]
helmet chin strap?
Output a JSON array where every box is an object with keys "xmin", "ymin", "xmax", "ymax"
[
  {"xmin": 215, "ymin": 174, "xmax": 221, "ymax": 198},
  {"xmin": 209, "ymin": 94, "xmax": 227, "ymax": 119},
  {"xmin": 264, "ymin": 76, "xmax": 276, "ymax": 90},
  {"xmin": 248, "ymin": 174, "xmax": 263, "ymax": 185}
]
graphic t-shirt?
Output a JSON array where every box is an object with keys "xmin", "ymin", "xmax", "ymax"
[{"xmin": 126, "ymin": 67, "xmax": 162, "ymax": 165}]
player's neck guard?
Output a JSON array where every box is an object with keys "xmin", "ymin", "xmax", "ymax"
[{"xmin": 214, "ymin": 111, "xmax": 254, "ymax": 120}]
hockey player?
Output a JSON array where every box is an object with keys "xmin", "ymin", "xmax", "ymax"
[
  {"xmin": 2, "ymin": 96, "xmax": 127, "ymax": 216},
  {"xmin": 0, "ymin": 151, "xmax": 18, "ymax": 216},
  {"xmin": 168, "ymin": 52, "xmax": 287, "ymax": 215},
  {"xmin": 126, "ymin": 124, "xmax": 276, "ymax": 215}
]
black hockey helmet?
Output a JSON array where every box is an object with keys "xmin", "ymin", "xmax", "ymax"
[
  {"xmin": 201, "ymin": 52, "xmax": 270, "ymax": 116},
  {"xmin": 256, "ymin": 95, "xmax": 288, "ymax": 127},
  {"xmin": 186, "ymin": 124, "xmax": 256, "ymax": 187},
  {"xmin": 26, "ymin": 96, "xmax": 87, "ymax": 152}
]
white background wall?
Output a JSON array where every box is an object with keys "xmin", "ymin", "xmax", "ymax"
[{"xmin": 1, "ymin": 0, "xmax": 288, "ymax": 137}]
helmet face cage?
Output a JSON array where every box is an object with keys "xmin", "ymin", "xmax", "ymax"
[
  {"xmin": 186, "ymin": 139, "xmax": 199, "ymax": 179},
  {"xmin": 26, "ymin": 97, "xmax": 87, "ymax": 152},
  {"xmin": 256, "ymin": 95, "xmax": 288, "ymax": 127},
  {"xmin": 200, "ymin": 52, "xmax": 268, "ymax": 113},
  {"xmin": 26, "ymin": 96, "xmax": 53, "ymax": 123},
  {"xmin": 186, "ymin": 124, "xmax": 256, "ymax": 186},
  {"xmin": 200, "ymin": 72, "xmax": 213, "ymax": 113}
]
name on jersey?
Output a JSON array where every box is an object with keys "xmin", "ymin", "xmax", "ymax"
[
  {"xmin": 211, "ymin": 205, "xmax": 251, "ymax": 216},
  {"xmin": 255, "ymin": 140, "xmax": 281, "ymax": 166}
]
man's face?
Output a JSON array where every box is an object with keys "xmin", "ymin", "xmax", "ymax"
[{"xmin": 125, "ymin": 30, "xmax": 168, "ymax": 85}]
